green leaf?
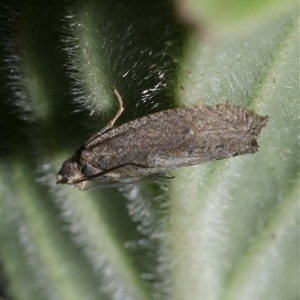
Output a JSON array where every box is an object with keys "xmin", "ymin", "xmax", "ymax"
[{"xmin": 1, "ymin": 1, "xmax": 298, "ymax": 300}]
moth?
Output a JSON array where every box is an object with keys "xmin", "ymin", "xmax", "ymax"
[{"xmin": 56, "ymin": 87, "xmax": 268, "ymax": 190}]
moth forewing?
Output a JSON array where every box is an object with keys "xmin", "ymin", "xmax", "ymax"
[{"xmin": 56, "ymin": 88, "xmax": 268, "ymax": 190}]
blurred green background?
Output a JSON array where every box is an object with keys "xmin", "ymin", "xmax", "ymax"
[{"xmin": 1, "ymin": 0, "xmax": 299, "ymax": 299}]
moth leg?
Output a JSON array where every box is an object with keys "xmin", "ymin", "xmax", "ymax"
[
  {"xmin": 83, "ymin": 174, "xmax": 175, "ymax": 190},
  {"xmin": 84, "ymin": 87, "xmax": 125, "ymax": 146},
  {"xmin": 107, "ymin": 86, "xmax": 124, "ymax": 127},
  {"xmin": 83, "ymin": 176, "xmax": 154, "ymax": 190},
  {"xmin": 149, "ymin": 174, "xmax": 175, "ymax": 180}
]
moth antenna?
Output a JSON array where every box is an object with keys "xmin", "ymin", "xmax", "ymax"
[{"xmin": 72, "ymin": 162, "xmax": 150, "ymax": 184}]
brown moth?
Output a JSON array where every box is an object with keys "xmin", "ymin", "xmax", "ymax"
[{"xmin": 56, "ymin": 88, "xmax": 268, "ymax": 190}]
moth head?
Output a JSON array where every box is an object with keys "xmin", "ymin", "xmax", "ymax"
[{"xmin": 56, "ymin": 158, "xmax": 86, "ymax": 190}]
